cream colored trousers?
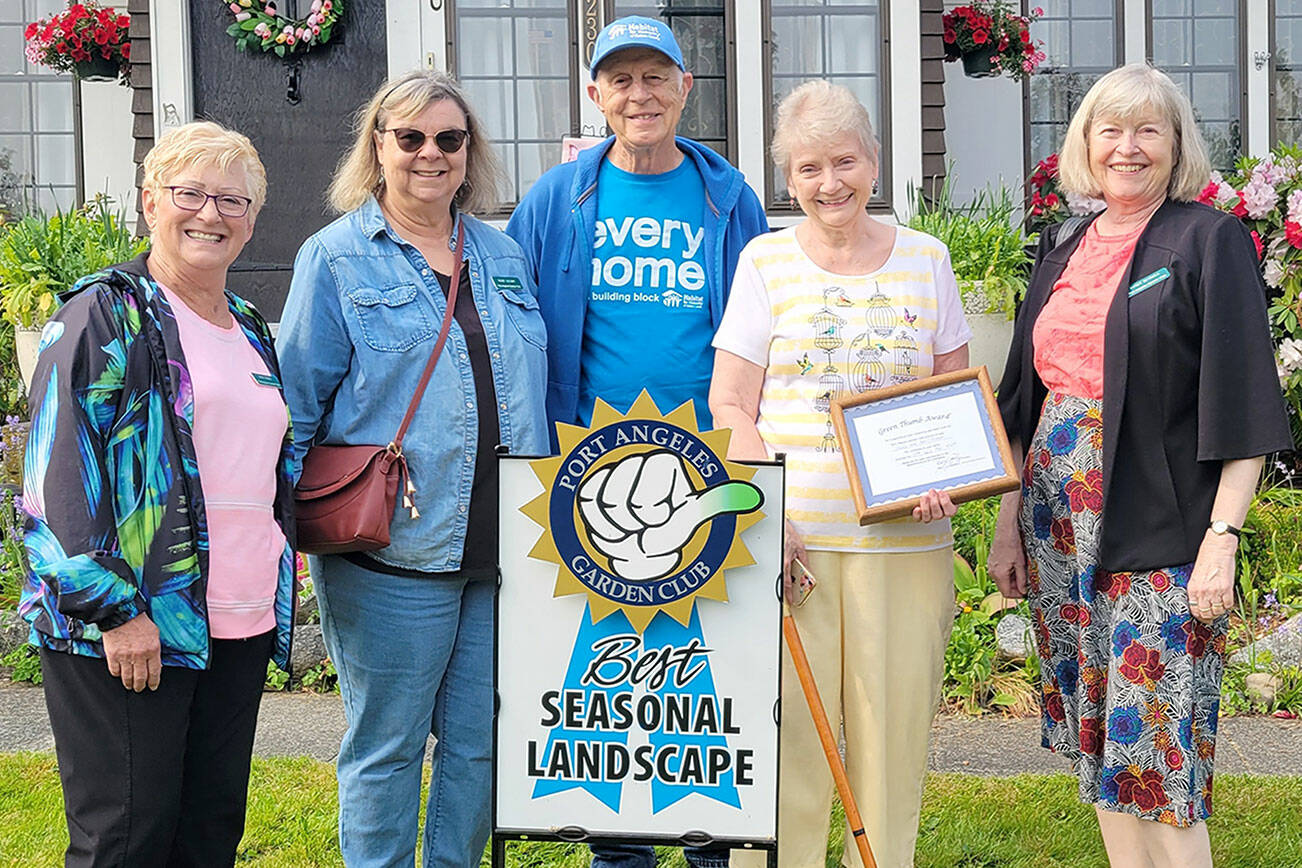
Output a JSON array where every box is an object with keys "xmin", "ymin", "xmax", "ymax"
[{"xmin": 732, "ymin": 547, "xmax": 955, "ymax": 868}]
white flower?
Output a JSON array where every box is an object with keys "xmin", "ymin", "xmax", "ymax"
[
  {"xmin": 1065, "ymin": 192, "xmax": 1105, "ymax": 215},
  {"xmin": 1288, "ymin": 189, "xmax": 1302, "ymax": 224},
  {"xmin": 1264, "ymin": 258, "xmax": 1285, "ymax": 289},
  {"xmin": 1242, "ymin": 176, "xmax": 1279, "ymax": 219},
  {"xmin": 1278, "ymin": 338, "xmax": 1302, "ymax": 380}
]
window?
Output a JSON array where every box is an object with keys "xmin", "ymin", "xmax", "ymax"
[
  {"xmin": 1149, "ymin": 0, "xmax": 1242, "ymax": 168},
  {"xmin": 1027, "ymin": 0, "xmax": 1120, "ymax": 164},
  {"xmin": 1277, "ymin": 0, "xmax": 1302, "ymax": 146},
  {"xmin": 765, "ymin": 0, "xmax": 889, "ymax": 208},
  {"xmin": 452, "ymin": 0, "xmax": 575, "ymax": 207},
  {"xmin": 611, "ymin": 1, "xmax": 734, "ymax": 159},
  {"xmin": 0, "ymin": 0, "xmax": 78, "ymax": 215}
]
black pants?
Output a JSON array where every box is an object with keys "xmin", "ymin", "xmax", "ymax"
[{"xmin": 40, "ymin": 631, "xmax": 274, "ymax": 868}]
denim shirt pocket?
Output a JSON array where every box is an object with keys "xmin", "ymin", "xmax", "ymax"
[
  {"xmin": 346, "ymin": 283, "xmax": 435, "ymax": 352},
  {"xmin": 493, "ymin": 281, "xmax": 548, "ymax": 351}
]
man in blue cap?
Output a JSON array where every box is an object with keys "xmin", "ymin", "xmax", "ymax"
[{"xmin": 507, "ymin": 14, "xmax": 768, "ymax": 868}]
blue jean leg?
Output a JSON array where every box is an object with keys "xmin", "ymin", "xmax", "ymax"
[
  {"xmin": 314, "ymin": 555, "xmax": 493, "ymax": 868},
  {"xmin": 589, "ymin": 844, "xmax": 730, "ymax": 867}
]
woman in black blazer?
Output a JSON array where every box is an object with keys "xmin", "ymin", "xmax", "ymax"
[{"xmin": 989, "ymin": 64, "xmax": 1290, "ymax": 867}]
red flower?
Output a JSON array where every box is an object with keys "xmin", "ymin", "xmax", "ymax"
[
  {"xmin": 1044, "ymin": 192, "xmax": 1060, "ymax": 208},
  {"xmin": 1044, "ymin": 688, "xmax": 1065, "ymax": 722},
  {"xmin": 1059, "ymin": 603, "xmax": 1079, "ymax": 623},
  {"xmin": 24, "ymin": 22, "xmax": 37, "ymax": 39},
  {"xmin": 972, "ymin": 29, "xmax": 989, "ymax": 44},
  {"xmin": 1080, "ymin": 717, "xmax": 1103, "ymax": 755},
  {"xmin": 1165, "ymin": 748, "xmax": 1184, "ymax": 770},
  {"xmin": 121, "ymin": 41, "xmax": 130, "ymax": 59},
  {"xmin": 1231, "ymin": 193, "xmax": 1248, "ymax": 218},
  {"xmin": 94, "ymin": 27, "xmax": 110, "ymax": 45},
  {"xmin": 1095, "ymin": 570, "xmax": 1131, "ymax": 600},
  {"xmin": 1119, "ymin": 639, "xmax": 1166, "ymax": 686},
  {"xmin": 997, "ymin": 34, "xmax": 1010, "ymax": 50},
  {"xmin": 1050, "ymin": 517, "xmax": 1076, "ymax": 555},
  {"xmin": 1187, "ymin": 619, "xmax": 1213, "ymax": 657},
  {"xmin": 1151, "ymin": 570, "xmax": 1171, "ymax": 592},
  {"xmin": 70, "ymin": 46, "xmax": 89, "ymax": 61},
  {"xmin": 1197, "ymin": 180, "xmax": 1219, "ymax": 205},
  {"xmin": 1116, "ymin": 768, "xmax": 1171, "ymax": 811},
  {"xmin": 944, "ymin": 27, "xmax": 957, "ymax": 42},
  {"xmin": 1286, "ymin": 221, "xmax": 1302, "ymax": 250},
  {"xmin": 1251, "ymin": 230, "xmax": 1264, "ymax": 260},
  {"xmin": 1063, "ymin": 468, "xmax": 1104, "ymax": 512},
  {"xmin": 1020, "ymin": 28, "xmax": 1032, "ymax": 42},
  {"xmin": 1078, "ymin": 606, "xmax": 1092, "ymax": 627}
]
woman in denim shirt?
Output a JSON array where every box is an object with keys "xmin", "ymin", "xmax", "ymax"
[{"xmin": 278, "ymin": 70, "xmax": 548, "ymax": 868}]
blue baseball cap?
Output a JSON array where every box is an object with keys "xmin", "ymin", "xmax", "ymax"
[{"xmin": 589, "ymin": 16, "xmax": 685, "ymax": 78}]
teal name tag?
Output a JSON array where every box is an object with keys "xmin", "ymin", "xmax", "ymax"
[
  {"xmin": 1128, "ymin": 267, "xmax": 1170, "ymax": 298},
  {"xmin": 492, "ymin": 276, "xmax": 524, "ymax": 291},
  {"xmin": 251, "ymin": 372, "xmax": 281, "ymax": 389}
]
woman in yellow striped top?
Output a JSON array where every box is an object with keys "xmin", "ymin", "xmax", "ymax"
[{"xmin": 711, "ymin": 80, "xmax": 971, "ymax": 868}]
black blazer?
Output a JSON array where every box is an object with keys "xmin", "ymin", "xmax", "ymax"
[{"xmin": 997, "ymin": 199, "xmax": 1292, "ymax": 571}]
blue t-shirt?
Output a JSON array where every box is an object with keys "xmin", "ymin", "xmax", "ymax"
[{"xmin": 579, "ymin": 157, "xmax": 713, "ymax": 426}]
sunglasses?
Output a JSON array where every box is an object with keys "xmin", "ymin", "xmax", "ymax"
[{"xmin": 379, "ymin": 127, "xmax": 469, "ymax": 154}]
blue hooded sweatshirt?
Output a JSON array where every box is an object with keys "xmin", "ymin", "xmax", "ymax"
[{"xmin": 505, "ymin": 136, "xmax": 768, "ymax": 435}]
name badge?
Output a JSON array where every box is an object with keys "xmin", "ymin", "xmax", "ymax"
[
  {"xmin": 492, "ymin": 276, "xmax": 524, "ymax": 291},
  {"xmin": 251, "ymin": 372, "xmax": 281, "ymax": 389},
  {"xmin": 1128, "ymin": 267, "xmax": 1170, "ymax": 298}
]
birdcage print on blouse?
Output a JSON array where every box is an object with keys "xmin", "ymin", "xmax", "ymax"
[
  {"xmin": 848, "ymin": 339, "xmax": 889, "ymax": 393},
  {"xmin": 893, "ymin": 330, "xmax": 918, "ymax": 380},
  {"xmin": 864, "ymin": 284, "xmax": 898, "ymax": 338},
  {"xmin": 811, "ymin": 286, "xmax": 852, "ymax": 373}
]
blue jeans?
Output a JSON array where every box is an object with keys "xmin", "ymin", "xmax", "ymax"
[
  {"xmin": 314, "ymin": 555, "xmax": 494, "ymax": 868},
  {"xmin": 589, "ymin": 844, "xmax": 730, "ymax": 867}
]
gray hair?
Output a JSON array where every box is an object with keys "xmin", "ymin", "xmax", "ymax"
[
  {"xmin": 328, "ymin": 70, "xmax": 507, "ymax": 215},
  {"xmin": 1057, "ymin": 64, "xmax": 1211, "ymax": 202},
  {"xmin": 772, "ymin": 80, "xmax": 880, "ymax": 177}
]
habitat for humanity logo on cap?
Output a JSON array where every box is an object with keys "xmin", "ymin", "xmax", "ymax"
[{"xmin": 589, "ymin": 15, "xmax": 685, "ymax": 77}]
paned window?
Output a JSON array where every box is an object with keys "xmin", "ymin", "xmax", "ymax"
[
  {"xmin": 765, "ymin": 0, "xmax": 888, "ymax": 208},
  {"xmin": 0, "ymin": 0, "xmax": 78, "ymax": 214},
  {"xmin": 453, "ymin": 0, "xmax": 574, "ymax": 207},
  {"xmin": 1150, "ymin": 0, "xmax": 1242, "ymax": 168},
  {"xmin": 1277, "ymin": 0, "xmax": 1302, "ymax": 146},
  {"xmin": 611, "ymin": 1, "xmax": 732, "ymax": 159},
  {"xmin": 1027, "ymin": 0, "xmax": 1119, "ymax": 164}
]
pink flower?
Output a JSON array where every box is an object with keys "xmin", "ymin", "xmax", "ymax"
[
  {"xmin": 1287, "ymin": 189, "xmax": 1302, "ymax": 224},
  {"xmin": 229, "ymin": 2, "xmax": 240, "ymax": 10},
  {"xmin": 1241, "ymin": 175, "xmax": 1279, "ymax": 219},
  {"xmin": 1251, "ymin": 230, "xmax": 1265, "ymax": 260}
]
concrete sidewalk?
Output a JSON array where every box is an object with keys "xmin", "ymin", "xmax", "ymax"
[{"xmin": 4, "ymin": 682, "xmax": 1301, "ymax": 775}]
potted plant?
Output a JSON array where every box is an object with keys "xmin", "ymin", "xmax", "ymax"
[
  {"xmin": 24, "ymin": 2, "xmax": 132, "ymax": 84},
  {"xmin": 0, "ymin": 196, "xmax": 148, "ymax": 392},
  {"xmin": 943, "ymin": 0, "xmax": 1045, "ymax": 82},
  {"xmin": 908, "ymin": 178, "xmax": 1033, "ymax": 383}
]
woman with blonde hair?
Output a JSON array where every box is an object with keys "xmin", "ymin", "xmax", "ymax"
[
  {"xmin": 277, "ymin": 70, "xmax": 548, "ymax": 867},
  {"xmin": 21, "ymin": 119, "xmax": 296, "ymax": 866},
  {"xmin": 713, "ymin": 79, "xmax": 970, "ymax": 868},
  {"xmin": 990, "ymin": 63, "xmax": 1290, "ymax": 866}
]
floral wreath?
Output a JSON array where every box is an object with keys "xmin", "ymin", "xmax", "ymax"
[{"xmin": 223, "ymin": 0, "xmax": 341, "ymax": 57}]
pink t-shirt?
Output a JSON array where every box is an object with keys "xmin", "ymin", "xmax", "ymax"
[
  {"xmin": 1032, "ymin": 220, "xmax": 1147, "ymax": 399},
  {"xmin": 162, "ymin": 287, "xmax": 288, "ymax": 639}
]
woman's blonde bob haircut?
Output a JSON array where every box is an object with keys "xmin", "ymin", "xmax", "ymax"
[
  {"xmin": 771, "ymin": 80, "xmax": 880, "ymax": 177},
  {"xmin": 142, "ymin": 120, "xmax": 268, "ymax": 217},
  {"xmin": 1057, "ymin": 63, "xmax": 1211, "ymax": 202},
  {"xmin": 329, "ymin": 70, "xmax": 506, "ymax": 215}
]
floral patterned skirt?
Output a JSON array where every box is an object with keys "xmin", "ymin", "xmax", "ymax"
[{"xmin": 1019, "ymin": 392, "xmax": 1227, "ymax": 826}]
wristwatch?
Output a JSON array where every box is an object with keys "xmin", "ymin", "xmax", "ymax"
[{"xmin": 1209, "ymin": 519, "xmax": 1242, "ymax": 538}]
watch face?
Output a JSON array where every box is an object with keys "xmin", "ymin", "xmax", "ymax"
[{"xmin": 1212, "ymin": 520, "xmax": 1229, "ymax": 534}]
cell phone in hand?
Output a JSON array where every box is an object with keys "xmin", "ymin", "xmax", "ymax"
[{"xmin": 791, "ymin": 558, "xmax": 817, "ymax": 607}]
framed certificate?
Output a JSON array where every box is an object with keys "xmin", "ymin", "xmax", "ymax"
[{"xmin": 830, "ymin": 366, "xmax": 1020, "ymax": 525}]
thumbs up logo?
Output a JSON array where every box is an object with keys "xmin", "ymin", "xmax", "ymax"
[{"xmin": 522, "ymin": 392, "xmax": 765, "ymax": 631}]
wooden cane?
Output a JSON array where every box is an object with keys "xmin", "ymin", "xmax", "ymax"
[{"xmin": 783, "ymin": 602, "xmax": 879, "ymax": 868}]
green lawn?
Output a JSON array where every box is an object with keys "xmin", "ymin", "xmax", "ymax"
[{"xmin": 1, "ymin": 754, "xmax": 1299, "ymax": 867}]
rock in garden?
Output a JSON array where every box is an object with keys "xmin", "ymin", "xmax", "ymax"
[
  {"xmin": 0, "ymin": 609, "xmax": 29, "ymax": 656},
  {"xmin": 1230, "ymin": 613, "xmax": 1302, "ymax": 669},
  {"xmin": 296, "ymin": 591, "xmax": 318, "ymax": 625},
  {"xmin": 996, "ymin": 613, "xmax": 1032, "ymax": 661},
  {"xmin": 1245, "ymin": 672, "xmax": 1281, "ymax": 706},
  {"xmin": 290, "ymin": 623, "xmax": 327, "ymax": 680}
]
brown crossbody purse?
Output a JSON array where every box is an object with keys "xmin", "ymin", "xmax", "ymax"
[{"xmin": 293, "ymin": 223, "xmax": 466, "ymax": 554}]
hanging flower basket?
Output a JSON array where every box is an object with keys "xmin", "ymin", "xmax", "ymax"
[
  {"xmin": 72, "ymin": 52, "xmax": 120, "ymax": 81},
  {"xmin": 943, "ymin": 0, "xmax": 1046, "ymax": 83},
  {"xmin": 24, "ymin": 2, "xmax": 131, "ymax": 86},
  {"xmin": 960, "ymin": 45, "xmax": 999, "ymax": 78}
]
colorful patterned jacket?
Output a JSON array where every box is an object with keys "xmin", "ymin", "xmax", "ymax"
[{"xmin": 19, "ymin": 254, "xmax": 297, "ymax": 669}]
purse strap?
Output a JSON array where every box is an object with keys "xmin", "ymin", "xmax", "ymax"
[{"xmin": 391, "ymin": 221, "xmax": 466, "ymax": 454}]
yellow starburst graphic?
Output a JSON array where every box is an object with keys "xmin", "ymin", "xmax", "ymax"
[{"xmin": 521, "ymin": 391, "xmax": 765, "ymax": 632}]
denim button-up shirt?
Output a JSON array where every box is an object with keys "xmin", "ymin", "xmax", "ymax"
[{"xmin": 278, "ymin": 198, "xmax": 549, "ymax": 571}]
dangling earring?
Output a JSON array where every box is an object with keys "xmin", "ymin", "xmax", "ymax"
[
  {"xmin": 456, "ymin": 177, "xmax": 474, "ymax": 202},
  {"xmin": 872, "ymin": 179, "xmax": 879, "ymax": 196}
]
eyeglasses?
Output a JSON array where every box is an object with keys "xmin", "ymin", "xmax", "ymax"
[
  {"xmin": 378, "ymin": 127, "xmax": 469, "ymax": 155},
  {"xmin": 165, "ymin": 186, "xmax": 253, "ymax": 218}
]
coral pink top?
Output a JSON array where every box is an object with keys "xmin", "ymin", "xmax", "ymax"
[
  {"xmin": 1032, "ymin": 220, "xmax": 1147, "ymax": 399},
  {"xmin": 162, "ymin": 286, "xmax": 288, "ymax": 640}
]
